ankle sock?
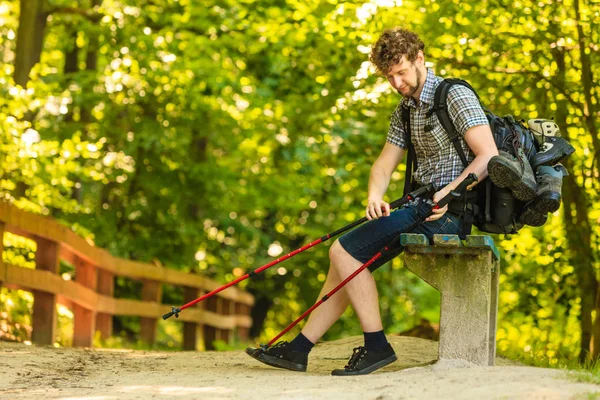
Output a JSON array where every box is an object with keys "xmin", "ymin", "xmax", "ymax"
[
  {"xmin": 290, "ymin": 332, "xmax": 315, "ymax": 353},
  {"xmin": 364, "ymin": 330, "xmax": 388, "ymax": 351}
]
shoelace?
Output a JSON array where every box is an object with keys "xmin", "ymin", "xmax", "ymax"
[
  {"xmin": 345, "ymin": 346, "xmax": 368, "ymax": 370},
  {"xmin": 266, "ymin": 341, "xmax": 289, "ymax": 355},
  {"xmin": 510, "ymin": 126, "xmax": 525, "ymax": 169},
  {"xmin": 537, "ymin": 174, "xmax": 559, "ymax": 186}
]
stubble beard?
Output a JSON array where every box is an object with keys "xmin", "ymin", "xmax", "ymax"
[{"xmin": 397, "ymin": 65, "xmax": 423, "ymax": 99}]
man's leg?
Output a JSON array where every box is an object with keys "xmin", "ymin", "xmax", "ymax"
[
  {"xmin": 301, "ymin": 239, "xmax": 380, "ymax": 343},
  {"xmin": 326, "ymin": 240, "xmax": 397, "ymax": 376},
  {"xmin": 330, "ymin": 240, "xmax": 382, "ymax": 333},
  {"xmin": 244, "ymin": 240, "xmax": 355, "ymax": 372},
  {"xmin": 301, "ymin": 245, "xmax": 351, "ymax": 342}
]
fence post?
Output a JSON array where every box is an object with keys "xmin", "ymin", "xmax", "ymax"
[
  {"xmin": 203, "ymin": 296, "xmax": 218, "ymax": 350},
  {"xmin": 220, "ymin": 298, "xmax": 233, "ymax": 344},
  {"xmin": 96, "ymin": 270, "xmax": 114, "ymax": 339},
  {"xmin": 140, "ymin": 279, "xmax": 162, "ymax": 346},
  {"xmin": 235, "ymin": 303, "xmax": 250, "ymax": 341},
  {"xmin": 183, "ymin": 287, "xmax": 204, "ymax": 351},
  {"xmin": 73, "ymin": 257, "xmax": 97, "ymax": 347},
  {"xmin": 32, "ymin": 236, "xmax": 60, "ymax": 345},
  {"xmin": 0, "ymin": 223, "xmax": 5, "ymax": 289}
]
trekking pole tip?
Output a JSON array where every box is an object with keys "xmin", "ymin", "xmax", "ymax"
[{"xmin": 162, "ymin": 306, "xmax": 181, "ymax": 320}]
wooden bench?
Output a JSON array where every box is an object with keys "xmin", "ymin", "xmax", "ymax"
[{"xmin": 400, "ymin": 233, "xmax": 500, "ymax": 366}]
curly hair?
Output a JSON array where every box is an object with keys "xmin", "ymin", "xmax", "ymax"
[{"xmin": 369, "ymin": 28, "xmax": 425, "ymax": 75}]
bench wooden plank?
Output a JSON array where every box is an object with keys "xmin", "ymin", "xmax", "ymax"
[
  {"xmin": 466, "ymin": 235, "xmax": 500, "ymax": 261},
  {"xmin": 400, "ymin": 233, "xmax": 428, "ymax": 247},
  {"xmin": 403, "ymin": 234, "xmax": 498, "ymax": 261},
  {"xmin": 432, "ymin": 234, "xmax": 462, "ymax": 247}
]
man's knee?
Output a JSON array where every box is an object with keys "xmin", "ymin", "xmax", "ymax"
[
  {"xmin": 329, "ymin": 240, "xmax": 360, "ymax": 271},
  {"xmin": 329, "ymin": 240, "xmax": 348, "ymax": 264}
]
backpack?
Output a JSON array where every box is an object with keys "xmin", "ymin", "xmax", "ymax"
[{"xmin": 402, "ymin": 78, "xmax": 539, "ymax": 235}]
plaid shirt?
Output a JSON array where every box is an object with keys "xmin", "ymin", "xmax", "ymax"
[{"xmin": 387, "ymin": 69, "xmax": 489, "ymax": 188}]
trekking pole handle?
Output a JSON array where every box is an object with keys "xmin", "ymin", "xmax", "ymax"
[
  {"xmin": 389, "ymin": 183, "xmax": 435, "ymax": 209},
  {"xmin": 436, "ymin": 173, "xmax": 478, "ymax": 209},
  {"xmin": 162, "ymin": 306, "xmax": 181, "ymax": 320}
]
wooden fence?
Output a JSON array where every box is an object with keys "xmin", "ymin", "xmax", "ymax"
[{"xmin": 0, "ymin": 202, "xmax": 254, "ymax": 350}]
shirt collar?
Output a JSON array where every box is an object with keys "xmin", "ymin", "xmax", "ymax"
[{"xmin": 403, "ymin": 68, "xmax": 439, "ymax": 109}]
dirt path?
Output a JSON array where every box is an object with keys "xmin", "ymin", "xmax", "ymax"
[{"xmin": 1, "ymin": 336, "xmax": 598, "ymax": 399}]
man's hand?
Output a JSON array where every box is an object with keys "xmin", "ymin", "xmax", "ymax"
[
  {"xmin": 425, "ymin": 189, "xmax": 449, "ymax": 222},
  {"xmin": 366, "ymin": 199, "xmax": 391, "ymax": 220}
]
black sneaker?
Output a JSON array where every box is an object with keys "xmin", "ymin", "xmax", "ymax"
[
  {"xmin": 245, "ymin": 341, "xmax": 308, "ymax": 372},
  {"xmin": 331, "ymin": 344, "xmax": 397, "ymax": 376}
]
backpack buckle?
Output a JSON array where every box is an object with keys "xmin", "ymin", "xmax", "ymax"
[{"xmin": 464, "ymin": 202, "xmax": 475, "ymax": 215}]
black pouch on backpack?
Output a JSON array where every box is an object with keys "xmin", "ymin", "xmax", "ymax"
[{"xmin": 475, "ymin": 180, "xmax": 522, "ymax": 234}]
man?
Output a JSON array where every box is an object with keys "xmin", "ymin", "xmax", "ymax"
[{"xmin": 246, "ymin": 28, "xmax": 499, "ymax": 375}]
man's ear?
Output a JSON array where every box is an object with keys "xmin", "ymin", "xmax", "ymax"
[{"xmin": 416, "ymin": 50, "xmax": 425, "ymax": 67}]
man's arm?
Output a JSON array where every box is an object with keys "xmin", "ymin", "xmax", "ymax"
[
  {"xmin": 427, "ymin": 124, "xmax": 498, "ymax": 221},
  {"xmin": 366, "ymin": 142, "xmax": 406, "ymax": 220}
]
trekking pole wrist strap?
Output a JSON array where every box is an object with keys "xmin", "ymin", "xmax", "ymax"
[{"xmin": 437, "ymin": 173, "xmax": 478, "ymax": 208}]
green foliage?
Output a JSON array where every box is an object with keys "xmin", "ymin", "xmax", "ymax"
[
  {"xmin": 570, "ymin": 393, "xmax": 600, "ymax": 400},
  {"xmin": 0, "ymin": 288, "xmax": 32, "ymax": 342},
  {"xmin": 500, "ymin": 337, "xmax": 600, "ymax": 385},
  {"xmin": 1, "ymin": 0, "xmax": 599, "ymax": 370},
  {"xmin": 568, "ymin": 367, "xmax": 600, "ymax": 386}
]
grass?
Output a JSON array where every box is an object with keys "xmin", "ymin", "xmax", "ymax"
[
  {"xmin": 570, "ymin": 393, "xmax": 600, "ymax": 400},
  {"xmin": 498, "ymin": 344, "xmax": 600, "ymax": 386},
  {"xmin": 567, "ymin": 361, "xmax": 600, "ymax": 386}
]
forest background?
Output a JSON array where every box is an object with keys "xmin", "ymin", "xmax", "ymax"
[{"xmin": 1, "ymin": 0, "xmax": 599, "ymax": 370}]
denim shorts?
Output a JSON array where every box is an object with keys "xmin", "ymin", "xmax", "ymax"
[{"xmin": 338, "ymin": 200, "xmax": 463, "ymax": 272}]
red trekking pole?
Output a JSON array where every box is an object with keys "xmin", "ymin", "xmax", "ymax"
[
  {"xmin": 256, "ymin": 173, "xmax": 477, "ymax": 350},
  {"xmin": 162, "ymin": 184, "xmax": 434, "ymax": 320}
]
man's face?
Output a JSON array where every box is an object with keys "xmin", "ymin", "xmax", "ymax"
[{"xmin": 385, "ymin": 55, "xmax": 423, "ymax": 98}]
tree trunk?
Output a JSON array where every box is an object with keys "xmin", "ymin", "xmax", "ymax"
[
  {"xmin": 574, "ymin": 0, "xmax": 600, "ymax": 168},
  {"xmin": 63, "ymin": 31, "xmax": 78, "ymax": 77},
  {"xmin": 551, "ymin": 44, "xmax": 597, "ymax": 363},
  {"xmin": 63, "ymin": 25, "xmax": 79, "ymax": 129},
  {"xmin": 561, "ymin": 158, "xmax": 596, "ymax": 363},
  {"xmin": 14, "ymin": 0, "xmax": 48, "ymax": 86},
  {"xmin": 81, "ymin": 0, "xmax": 101, "ymax": 124},
  {"xmin": 85, "ymin": 0, "xmax": 99, "ymax": 72},
  {"xmin": 594, "ymin": 286, "xmax": 600, "ymax": 360},
  {"xmin": 574, "ymin": 0, "xmax": 600, "ymax": 363}
]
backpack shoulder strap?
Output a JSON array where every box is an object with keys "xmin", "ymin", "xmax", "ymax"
[
  {"xmin": 431, "ymin": 79, "xmax": 484, "ymax": 238},
  {"xmin": 402, "ymin": 104, "xmax": 417, "ymax": 196},
  {"xmin": 430, "ymin": 78, "xmax": 482, "ymax": 168}
]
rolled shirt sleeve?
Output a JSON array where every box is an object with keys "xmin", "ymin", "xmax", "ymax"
[{"xmin": 386, "ymin": 106, "xmax": 408, "ymax": 149}]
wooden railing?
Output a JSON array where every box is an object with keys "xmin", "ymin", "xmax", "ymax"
[{"xmin": 0, "ymin": 202, "xmax": 254, "ymax": 350}]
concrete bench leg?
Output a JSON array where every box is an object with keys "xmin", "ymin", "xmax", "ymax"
[{"xmin": 402, "ymin": 234, "xmax": 500, "ymax": 366}]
